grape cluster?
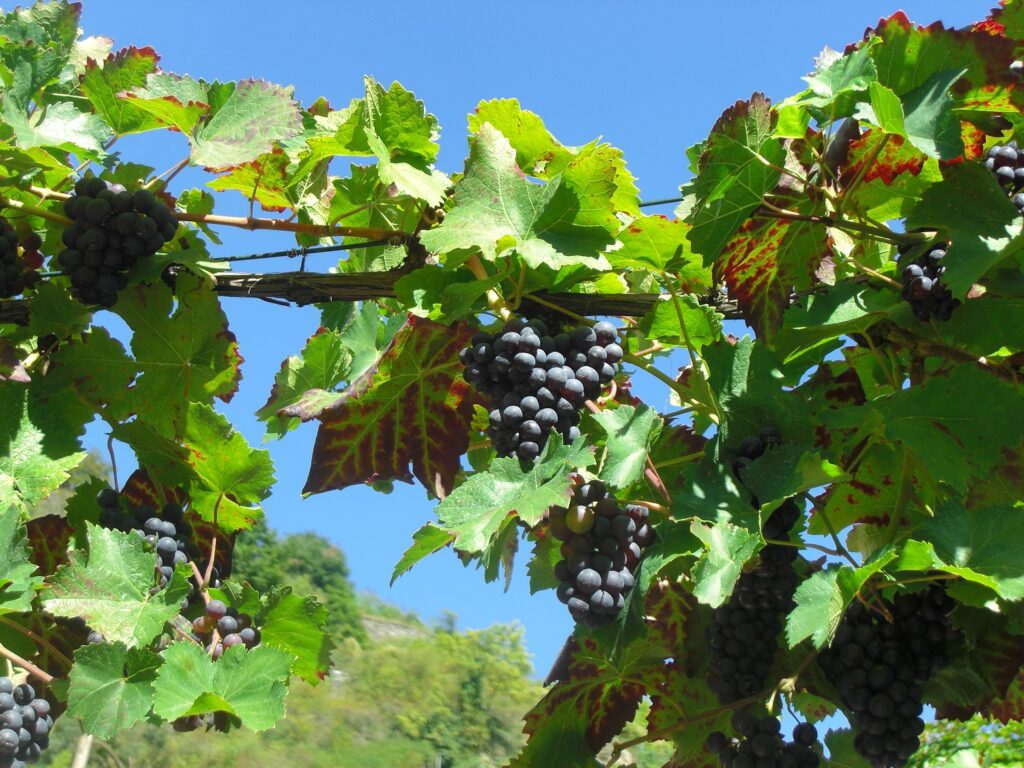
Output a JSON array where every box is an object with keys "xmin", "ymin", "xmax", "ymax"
[
  {"xmin": 706, "ymin": 500, "xmax": 802, "ymax": 703},
  {"xmin": 0, "ymin": 219, "xmax": 32, "ymax": 299},
  {"xmin": 57, "ymin": 178, "xmax": 177, "ymax": 307},
  {"xmin": 0, "ymin": 679, "xmax": 53, "ymax": 768},
  {"xmin": 707, "ymin": 714, "xmax": 820, "ymax": 768},
  {"xmin": 898, "ymin": 244, "xmax": 958, "ymax": 322},
  {"xmin": 817, "ymin": 586, "xmax": 958, "ymax": 768},
  {"xmin": 549, "ymin": 481, "xmax": 654, "ymax": 628},
  {"xmin": 984, "ymin": 141, "xmax": 1024, "ymax": 214},
  {"xmin": 191, "ymin": 599, "xmax": 261, "ymax": 659},
  {"xmin": 460, "ymin": 318, "xmax": 622, "ymax": 461}
]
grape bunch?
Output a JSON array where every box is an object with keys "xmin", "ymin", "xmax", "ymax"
[
  {"xmin": 0, "ymin": 679, "xmax": 53, "ymax": 768},
  {"xmin": 898, "ymin": 244, "xmax": 958, "ymax": 322},
  {"xmin": 57, "ymin": 178, "xmax": 177, "ymax": 307},
  {"xmin": 706, "ymin": 500, "xmax": 802, "ymax": 703},
  {"xmin": 460, "ymin": 318, "xmax": 622, "ymax": 461},
  {"xmin": 817, "ymin": 586, "xmax": 958, "ymax": 768},
  {"xmin": 0, "ymin": 218, "xmax": 33, "ymax": 299},
  {"xmin": 984, "ymin": 141, "xmax": 1024, "ymax": 214},
  {"xmin": 96, "ymin": 488, "xmax": 200, "ymax": 591},
  {"xmin": 549, "ymin": 480, "xmax": 655, "ymax": 628},
  {"xmin": 707, "ymin": 714, "xmax": 820, "ymax": 768},
  {"xmin": 191, "ymin": 599, "xmax": 261, "ymax": 659}
]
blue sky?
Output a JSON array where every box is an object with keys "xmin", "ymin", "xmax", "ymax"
[{"xmin": 76, "ymin": 1, "xmax": 991, "ymax": 678}]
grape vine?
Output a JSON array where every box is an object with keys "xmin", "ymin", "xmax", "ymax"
[{"xmin": 0, "ymin": 3, "xmax": 1021, "ymax": 767}]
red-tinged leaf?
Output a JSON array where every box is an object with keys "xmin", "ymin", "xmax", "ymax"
[
  {"xmin": 988, "ymin": 669, "xmax": 1024, "ymax": 723},
  {"xmin": 715, "ymin": 206, "xmax": 829, "ymax": 338},
  {"xmin": 863, "ymin": 12, "xmax": 1020, "ymax": 122},
  {"xmin": 207, "ymin": 149, "xmax": 294, "ymax": 212},
  {"xmin": 647, "ymin": 662, "xmax": 723, "ymax": 768},
  {"xmin": 303, "ymin": 316, "xmax": 476, "ymax": 498},
  {"xmin": 26, "ymin": 515, "xmax": 71, "ymax": 575},
  {"xmin": 645, "ymin": 580, "xmax": 696, "ymax": 659},
  {"xmin": 80, "ymin": 46, "xmax": 162, "ymax": 135},
  {"xmin": 841, "ymin": 131, "xmax": 927, "ymax": 186}
]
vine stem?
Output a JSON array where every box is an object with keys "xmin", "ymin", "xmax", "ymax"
[
  {"xmin": 0, "ymin": 617, "xmax": 73, "ymax": 668},
  {"xmin": 763, "ymin": 538, "xmax": 844, "ymax": 558},
  {"xmin": 623, "ymin": 500, "xmax": 669, "ymax": 514},
  {"xmin": 202, "ymin": 493, "xmax": 224, "ymax": 588},
  {"xmin": 0, "ymin": 643, "xmax": 54, "ymax": 684},
  {"xmin": 520, "ymin": 290, "xmax": 589, "ymax": 324},
  {"xmin": 466, "ymin": 254, "xmax": 513, "ymax": 322},
  {"xmin": 173, "ymin": 211, "xmax": 401, "ymax": 240},
  {"xmin": 893, "ymin": 573, "xmax": 960, "ymax": 587},
  {"xmin": 145, "ymin": 156, "xmax": 190, "ymax": 190},
  {"xmin": 837, "ymin": 133, "xmax": 890, "ymax": 218},
  {"xmin": 653, "ymin": 450, "xmax": 705, "ymax": 469},
  {"xmin": 0, "ymin": 195, "xmax": 73, "ymax": 227},
  {"xmin": 846, "ymin": 254, "xmax": 902, "ymax": 290}
]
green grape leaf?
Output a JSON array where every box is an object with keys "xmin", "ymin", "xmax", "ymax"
[
  {"xmin": 303, "ymin": 316, "xmax": 476, "ymax": 499},
  {"xmin": 919, "ymin": 502, "xmax": 1024, "ymax": 600},
  {"xmin": 0, "ymin": 382, "xmax": 85, "ymax": 509},
  {"xmin": 796, "ymin": 43, "xmax": 878, "ymax": 114},
  {"xmin": 0, "ymin": 505, "xmax": 40, "ymax": 615},
  {"xmin": 638, "ymin": 293, "xmax": 724, "ymax": 350},
  {"xmin": 41, "ymin": 524, "xmax": 190, "ymax": 647},
  {"xmin": 434, "ymin": 439, "xmax": 594, "ymax": 555},
  {"xmin": 672, "ymin": 451, "xmax": 758, "ymax": 531},
  {"xmin": 256, "ymin": 327, "xmax": 353, "ymax": 439},
  {"xmin": 824, "ymin": 728, "xmax": 872, "ymax": 768},
  {"xmin": 0, "ymin": 0, "xmax": 80, "ymax": 106},
  {"xmin": 418, "ymin": 123, "xmax": 615, "ymax": 270},
  {"xmin": 587, "ymin": 404, "xmax": 663, "ymax": 491},
  {"xmin": 869, "ymin": 365, "xmax": 1024, "ymax": 493},
  {"xmin": 739, "ymin": 445, "xmax": 847, "ymax": 514},
  {"xmin": 257, "ymin": 587, "xmax": 333, "ymax": 684},
  {"xmin": 66, "ymin": 643, "xmax": 161, "ymax": 739},
  {"xmin": 152, "ymin": 642, "xmax": 293, "ymax": 730},
  {"xmin": 689, "ymin": 520, "xmax": 760, "ymax": 607},
  {"xmin": 80, "ymin": 46, "xmax": 163, "ymax": 135},
  {"xmin": 526, "ymin": 532, "xmax": 562, "ymax": 594},
  {"xmin": 7, "ymin": 100, "xmax": 114, "ymax": 154},
  {"xmin": 785, "ymin": 553, "xmax": 895, "ymax": 649},
  {"xmin": 183, "ymin": 404, "xmax": 276, "ymax": 533},
  {"xmin": 610, "ymin": 215, "xmax": 711, "ymax": 287},
  {"xmin": 649, "ymin": 663, "xmax": 724, "ymax": 768},
  {"xmin": 687, "ymin": 93, "xmax": 785, "ymax": 264},
  {"xmin": 391, "ymin": 522, "xmax": 454, "ymax": 585},
  {"xmin": 906, "ymin": 162, "xmax": 1024, "ymax": 298}
]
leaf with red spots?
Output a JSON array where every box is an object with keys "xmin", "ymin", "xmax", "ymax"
[
  {"xmin": 814, "ymin": 443, "xmax": 909, "ymax": 539},
  {"xmin": 208, "ymin": 149, "xmax": 294, "ymax": 212},
  {"xmin": 304, "ymin": 316, "xmax": 476, "ymax": 498},
  {"xmin": 510, "ymin": 637, "xmax": 656, "ymax": 767},
  {"xmin": 687, "ymin": 94, "xmax": 785, "ymax": 264},
  {"xmin": 936, "ymin": 626, "xmax": 1024, "ymax": 722},
  {"xmin": 80, "ymin": 46, "xmax": 162, "ymax": 135},
  {"xmin": 715, "ymin": 198, "xmax": 830, "ymax": 338},
  {"xmin": 26, "ymin": 514, "xmax": 71, "ymax": 576},
  {"xmin": 610, "ymin": 215, "xmax": 712, "ymax": 289},
  {"xmin": 865, "ymin": 12, "xmax": 1020, "ymax": 128}
]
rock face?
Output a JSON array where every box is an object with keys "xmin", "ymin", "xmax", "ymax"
[{"xmin": 361, "ymin": 616, "xmax": 424, "ymax": 642}]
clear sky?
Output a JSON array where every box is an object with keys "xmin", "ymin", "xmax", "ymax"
[{"xmin": 75, "ymin": 0, "xmax": 992, "ymax": 678}]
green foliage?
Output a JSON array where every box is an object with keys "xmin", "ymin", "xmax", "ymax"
[{"xmin": 0, "ymin": 1, "xmax": 1022, "ymax": 763}]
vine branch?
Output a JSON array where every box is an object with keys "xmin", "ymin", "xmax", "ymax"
[{"xmin": 0, "ymin": 643, "xmax": 55, "ymax": 684}]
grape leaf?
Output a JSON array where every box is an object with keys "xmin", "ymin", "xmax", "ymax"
[
  {"xmin": 686, "ymin": 93, "xmax": 785, "ymax": 264},
  {"xmin": 716, "ymin": 197, "xmax": 830, "ymax": 338},
  {"xmin": 794, "ymin": 43, "xmax": 878, "ymax": 115},
  {"xmin": 610, "ymin": 215, "xmax": 711, "ymax": 287},
  {"xmin": 648, "ymin": 663, "xmax": 723, "ymax": 768},
  {"xmin": 182, "ymin": 404, "xmax": 275, "ymax": 533},
  {"xmin": 80, "ymin": 46, "xmax": 163, "ymax": 135},
  {"xmin": 0, "ymin": 0, "xmax": 79, "ymax": 106},
  {"xmin": 785, "ymin": 553, "xmax": 895, "ymax": 649},
  {"xmin": 207, "ymin": 149, "xmax": 294, "ymax": 212},
  {"xmin": 689, "ymin": 520, "xmax": 760, "ymax": 608},
  {"xmin": 257, "ymin": 327, "xmax": 353, "ymax": 439},
  {"xmin": 303, "ymin": 316, "xmax": 476, "ymax": 499},
  {"xmin": 391, "ymin": 522, "xmax": 454, "ymax": 585},
  {"xmin": 739, "ymin": 445, "xmax": 847, "ymax": 514},
  {"xmin": 0, "ymin": 505, "xmax": 39, "ymax": 615},
  {"xmin": 66, "ymin": 643, "xmax": 161, "ymax": 739},
  {"xmin": 41, "ymin": 524, "xmax": 190, "ymax": 648},
  {"xmin": 905, "ymin": 163, "xmax": 1024, "ymax": 297},
  {"xmin": 860, "ymin": 69, "xmax": 966, "ymax": 159},
  {"xmin": 434, "ymin": 438, "xmax": 594, "ymax": 555},
  {"xmin": 7, "ymin": 100, "xmax": 114, "ymax": 154},
  {"xmin": 152, "ymin": 642, "xmax": 293, "ymax": 730},
  {"xmin": 113, "ymin": 274, "xmax": 243, "ymax": 438},
  {"xmin": 638, "ymin": 293, "xmax": 724, "ymax": 351},
  {"xmin": 526, "ymin": 531, "xmax": 561, "ymax": 594},
  {"xmin": 919, "ymin": 502, "xmax": 1024, "ymax": 600},
  {"xmin": 0, "ymin": 382, "xmax": 85, "ymax": 509},
  {"xmin": 256, "ymin": 586, "xmax": 332, "ymax": 684},
  {"xmin": 587, "ymin": 404, "xmax": 663, "ymax": 491},
  {"xmin": 418, "ymin": 123, "xmax": 615, "ymax": 270}
]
